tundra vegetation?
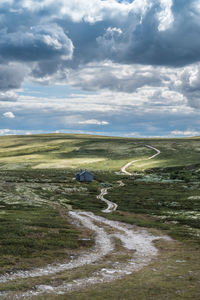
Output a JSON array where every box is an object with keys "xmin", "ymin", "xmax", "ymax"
[{"xmin": 0, "ymin": 134, "xmax": 199, "ymax": 299}]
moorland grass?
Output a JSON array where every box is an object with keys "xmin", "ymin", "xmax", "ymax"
[
  {"xmin": 0, "ymin": 134, "xmax": 199, "ymax": 171},
  {"xmin": 0, "ymin": 134, "xmax": 200, "ymax": 298},
  {"xmin": 0, "ymin": 169, "xmax": 96, "ymax": 274}
]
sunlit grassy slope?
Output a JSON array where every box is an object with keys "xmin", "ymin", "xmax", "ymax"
[{"xmin": 0, "ymin": 133, "xmax": 200, "ymax": 171}]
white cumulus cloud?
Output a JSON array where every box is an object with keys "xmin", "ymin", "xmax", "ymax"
[
  {"xmin": 3, "ymin": 111, "xmax": 15, "ymax": 118},
  {"xmin": 78, "ymin": 119, "xmax": 109, "ymax": 125},
  {"xmin": 0, "ymin": 129, "xmax": 11, "ymax": 135},
  {"xmin": 171, "ymin": 130, "xmax": 200, "ymax": 136}
]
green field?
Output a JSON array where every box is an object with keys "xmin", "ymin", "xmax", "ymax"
[
  {"xmin": 0, "ymin": 134, "xmax": 200, "ymax": 299},
  {"xmin": 1, "ymin": 134, "xmax": 200, "ymax": 171}
]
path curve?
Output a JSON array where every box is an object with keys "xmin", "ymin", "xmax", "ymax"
[
  {"xmin": 121, "ymin": 145, "xmax": 160, "ymax": 176},
  {"xmin": 97, "ymin": 187, "xmax": 118, "ymax": 213},
  {"xmin": 2, "ymin": 211, "xmax": 170, "ymax": 299}
]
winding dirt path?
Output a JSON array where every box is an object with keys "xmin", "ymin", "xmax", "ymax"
[
  {"xmin": 121, "ymin": 145, "xmax": 160, "ymax": 176},
  {"xmin": 0, "ymin": 144, "xmax": 167, "ymax": 299},
  {"xmin": 18, "ymin": 212, "xmax": 170, "ymax": 298},
  {"xmin": 98, "ymin": 180, "xmax": 125, "ymax": 213},
  {"xmin": 98, "ymin": 145, "xmax": 161, "ymax": 213},
  {"xmin": 98, "ymin": 187, "xmax": 118, "ymax": 213}
]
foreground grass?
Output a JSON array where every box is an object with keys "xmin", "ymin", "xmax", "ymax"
[
  {"xmin": 0, "ymin": 206, "xmax": 83, "ymax": 273},
  {"xmin": 0, "ymin": 169, "xmax": 97, "ymax": 274}
]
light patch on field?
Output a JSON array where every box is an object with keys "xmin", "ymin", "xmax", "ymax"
[
  {"xmin": 0, "ymin": 140, "xmax": 77, "ymax": 153},
  {"xmin": 188, "ymin": 196, "xmax": 200, "ymax": 200},
  {"xmin": 129, "ymin": 159, "xmax": 162, "ymax": 171},
  {"xmin": 0, "ymin": 154, "xmax": 45, "ymax": 163},
  {"xmin": 33, "ymin": 158, "xmax": 106, "ymax": 169}
]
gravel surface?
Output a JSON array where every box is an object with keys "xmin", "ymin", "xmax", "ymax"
[{"xmin": 121, "ymin": 145, "xmax": 160, "ymax": 175}]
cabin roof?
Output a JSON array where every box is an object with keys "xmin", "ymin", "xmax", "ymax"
[
  {"xmin": 76, "ymin": 170, "xmax": 93, "ymax": 181},
  {"xmin": 79, "ymin": 170, "xmax": 92, "ymax": 176},
  {"xmin": 77, "ymin": 170, "xmax": 92, "ymax": 176}
]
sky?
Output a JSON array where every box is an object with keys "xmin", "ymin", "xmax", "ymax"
[{"xmin": 0, "ymin": 0, "xmax": 200, "ymax": 137}]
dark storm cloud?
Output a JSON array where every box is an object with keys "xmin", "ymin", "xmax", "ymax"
[
  {"xmin": 132, "ymin": 1, "xmax": 200, "ymax": 67},
  {"xmin": 95, "ymin": 0, "xmax": 200, "ymax": 67},
  {"xmin": 0, "ymin": 24, "xmax": 73, "ymax": 62},
  {"xmin": 0, "ymin": 63, "xmax": 27, "ymax": 91},
  {"xmin": 0, "ymin": 2, "xmax": 74, "ymax": 91}
]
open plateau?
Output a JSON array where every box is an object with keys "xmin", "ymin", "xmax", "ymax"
[{"xmin": 0, "ymin": 133, "xmax": 199, "ymax": 299}]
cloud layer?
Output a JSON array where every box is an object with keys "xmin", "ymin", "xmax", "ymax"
[
  {"xmin": 0, "ymin": 0, "xmax": 200, "ymax": 136},
  {"xmin": 2, "ymin": 0, "xmax": 200, "ymax": 88}
]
